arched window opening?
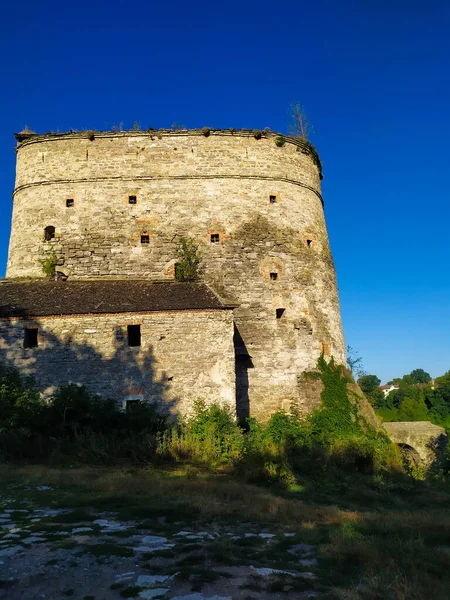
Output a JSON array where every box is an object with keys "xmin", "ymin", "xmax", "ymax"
[{"xmin": 44, "ymin": 226, "xmax": 55, "ymax": 241}]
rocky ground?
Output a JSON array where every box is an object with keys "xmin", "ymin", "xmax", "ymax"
[{"xmin": 0, "ymin": 483, "xmax": 319, "ymax": 600}]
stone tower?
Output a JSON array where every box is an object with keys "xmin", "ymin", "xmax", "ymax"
[{"xmin": 7, "ymin": 129, "xmax": 345, "ymax": 419}]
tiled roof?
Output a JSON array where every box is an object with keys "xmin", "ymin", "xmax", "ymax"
[{"xmin": 0, "ymin": 279, "xmax": 231, "ymax": 317}]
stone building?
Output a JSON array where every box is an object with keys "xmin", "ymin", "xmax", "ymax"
[{"xmin": 1, "ymin": 128, "xmax": 346, "ymax": 419}]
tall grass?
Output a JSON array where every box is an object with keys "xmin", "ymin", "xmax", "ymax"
[{"xmin": 0, "ymin": 359, "xmax": 435, "ymax": 483}]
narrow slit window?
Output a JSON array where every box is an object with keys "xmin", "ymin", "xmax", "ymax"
[
  {"xmin": 141, "ymin": 235, "xmax": 150, "ymax": 244},
  {"xmin": 129, "ymin": 195, "xmax": 137, "ymax": 205},
  {"xmin": 24, "ymin": 328, "xmax": 38, "ymax": 348},
  {"xmin": 44, "ymin": 226, "xmax": 55, "ymax": 241},
  {"xmin": 307, "ymin": 239, "xmax": 312, "ymax": 247},
  {"xmin": 269, "ymin": 195, "xmax": 277, "ymax": 204},
  {"xmin": 127, "ymin": 325, "xmax": 141, "ymax": 347},
  {"xmin": 210, "ymin": 233, "xmax": 220, "ymax": 243},
  {"xmin": 66, "ymin": 199, "xmax": 74, "ymax": 208},
  {"xmin": 276, "ymin": 308, "xmax": 285, "ymax": 319},
  {"xmin": 270, "ymin": 272, "xmax": 278, "ymax": 281}
]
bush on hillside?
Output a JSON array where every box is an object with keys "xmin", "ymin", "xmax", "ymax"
[{"xmin": 0, "ymin": 359, "xmax": 404, "ymax": 479}]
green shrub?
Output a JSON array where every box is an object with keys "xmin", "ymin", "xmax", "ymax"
[
  {"xmin": 175, "ymin": 236, "xmax": 202, "ymax": 281},
  {"xmin": 0, "ymin": 359, "xmax": 404, "ymax": 479},
  {"xmin": 157, "ymin": 399, "xmax": 244, "ymax": 466},
  {"xmin": 0, "ymin": 366, "xmax": 167, "ymax": 464},
  {"xmin": 274, "ymin": 136, "xmax": 285, "ymax": 147},
  {"xmin": 201, "ymin": 127, "xmax": 211, "ymax": 137},
  {"xmin": 307, "ymin": 355, "xmax": 362, "ymax": 443},
  {"xmin": 38, "ymin": 251, "xmax": 58, "ymax": 278},
  {"xmin": 253, "ymin": 129, "xmax": 262, "ymax": 140},
  {"xmin": 0, "ymin": 365, "xmax": 44, "ymax": 434}
]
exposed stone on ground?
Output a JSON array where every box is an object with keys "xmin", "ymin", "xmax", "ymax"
[
  {"xmin": 250, "ymin": 566, "xmax": 297, "ymax": 576},
  {"xmin": 171, "ymin": 595, "xmax": 231, "ymax": 600},
  {"xmin": 288, "ymin": 543, "xmax": 315, "ymax": 556},
  {"xmin": 0, "ymin": 483, "xmax": 321, "ymax": 599},
  {"xmin": 139, "ymin": 588, "xmax": 170, "ymax": 599}
]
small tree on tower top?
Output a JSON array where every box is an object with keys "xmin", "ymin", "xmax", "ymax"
[{"xmin": 288, "ymin": 102, "xmax": 313, "ymax": 140}]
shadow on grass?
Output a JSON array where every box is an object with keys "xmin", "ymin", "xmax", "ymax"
[{"xmin": 1, "ymin": 465, "xmax": 450, "ymax": 599}]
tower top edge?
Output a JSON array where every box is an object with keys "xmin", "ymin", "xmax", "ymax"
[{"xmin": 13, "ymin": 129, "xmax": 323, "ymax": 177}]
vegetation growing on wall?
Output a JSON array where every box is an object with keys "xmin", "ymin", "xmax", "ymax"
[
  {"xmin": 38, "ymin": 250, "xmax": 58, "ymax": 278},
  {"xmin": 288, "ymin": 102, "xmax": 312, "ymax": 140},
  {"xmin": 297, "ymin": 138, "xmax": 323, "ymax": 174},
  {"xmin": 174, "ymin": 236, "xmax": 202, "ymax": 282},
  {"xmin": 0, "ymin": 357, "xmax": 404, "ymax": 479},
  {"xmin": 19, "ymin": 125, "xmax": 36, "ymax": 134},
  {"xmin": 15, "ymin": 126, "xmax": 324, "ymax": 178}
]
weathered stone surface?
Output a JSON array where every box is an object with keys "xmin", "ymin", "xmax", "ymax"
[
  {"xmin": 383, "ymin": 421, "xmax": 448, "ymax": 463},
  {"xmin": 0, "ymin": 310, "xmax": 236, "ymax": 415},
  {"xmin": 5, "ymin": 130, "xmax": 346, "ymax": 419}
]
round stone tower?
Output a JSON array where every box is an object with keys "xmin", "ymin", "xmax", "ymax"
[{"xmin": 7, "ymin": 129, "xmax": 345, "ymax": 419}]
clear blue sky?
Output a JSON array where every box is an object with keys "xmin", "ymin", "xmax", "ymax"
[{"xmin": 1, "ymin": 0, "xmax": 449, "ymax": 383}]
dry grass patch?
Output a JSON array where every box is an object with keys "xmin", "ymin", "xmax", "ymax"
[{"xmin": 0, "ymin": 465, "xmax": 347, "ymax": 526}]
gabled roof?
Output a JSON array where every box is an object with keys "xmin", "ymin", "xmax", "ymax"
[{"xmin": 0, "ymin": 279, "xmax": 233, "ymax": 318}]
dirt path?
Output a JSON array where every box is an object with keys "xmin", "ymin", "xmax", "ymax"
[{"xmin": 0, "ymin": 483, "xmax": 319, "ymax": 600}]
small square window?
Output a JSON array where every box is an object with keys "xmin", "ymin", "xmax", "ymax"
[
  {"xmin": 270, "ymin": 272, "xmax": 278, "ymax": 281},
  {"xmin": 269, "ymin": 195, "xmax": 277, "ymax": 204},
  {"xmin": 276, "ymin": 308, "xmax": 285, "ymax": 319},
  {"xmin": 127, "ymin": 324, "xmax": 141, "ymax": 347},
  {"xmin": 307, "ymin": 239, "xmax": 313, "ymax": 247},
  {"xmin": 66, "ymin": 199, "xmax": 74, "ymax": 208},
  {"xmin": 129, "ymin": 195, "xmax": 137, "ymax": 204},
  {"xmin": 24, "ymin": 328, "xmax": 38, "ymax": 348},
  {"xmin": 44, "ymin": 226, "xmax": 55, "ymax": 241},
  {"xmin": 141, "ymin": 235, "xmax": 150, "ymax": 244},
  {"xmin": 210, "ymin": 234, "xmax": 220, "ymax": 243}
]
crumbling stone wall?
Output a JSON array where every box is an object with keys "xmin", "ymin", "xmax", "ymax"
[
  {"xmin": 7, "ymin": 130, "xmax": 345, "ymax": 419},
  {"xmin": 0, "ymin": 309, "xmax": 235, "ymax": 415}
]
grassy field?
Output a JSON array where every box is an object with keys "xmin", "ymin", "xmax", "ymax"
[{"xmin": 1, "ymin": 464, "xmax": 449, "ymax": 600}]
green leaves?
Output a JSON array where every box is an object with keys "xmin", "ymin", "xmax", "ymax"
[
  {"xmin": 175, "ymin": 237, "xmax": 202, "ymax": 282},
  {"xmin": 38, "ymin": 251, "xmax": 58, "ymax": 278},
  {"xmin": 357, "ymin": 375, "xmax": 381, "ymax": 395}
]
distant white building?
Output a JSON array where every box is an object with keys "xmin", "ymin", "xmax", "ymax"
[{"xmin": 379, "ymin": 384, "xmax": 400, "ymax": 397}]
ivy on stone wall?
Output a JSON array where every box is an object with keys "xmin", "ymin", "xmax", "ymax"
[{"xmin": 306, "ymin": 355, "xmax": 362, "ymax": 441}]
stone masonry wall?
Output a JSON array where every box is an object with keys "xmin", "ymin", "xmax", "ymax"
[
  {"xmin": 0, "ymin": 309, "xmax": 235, "ymax": 415},
  {"xmin": 7, "ymin": 131, "xmax": 345, "ymax": 420}
]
